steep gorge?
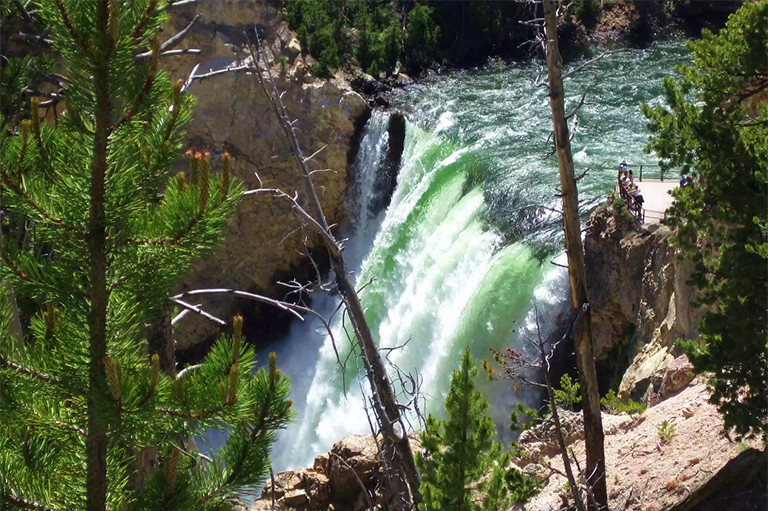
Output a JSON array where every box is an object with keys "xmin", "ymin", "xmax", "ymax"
[{"xmin": 162, "ymin": 1, "xmax": 370, "ymax": 351}]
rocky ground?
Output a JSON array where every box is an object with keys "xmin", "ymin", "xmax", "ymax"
[
  {"xmin": 518, "ymin": 379, "xmax": 765, "ymax": 511},
  {"xmin": 249, "ymin": 434, "xmax": 420, "ymax": 511},
  {"xmin": 246, "ymin": 374, "xmax": 766, "ymax": 511}
]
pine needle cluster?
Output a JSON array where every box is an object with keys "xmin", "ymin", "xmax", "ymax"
[{"xmin": 0, "ymin": 2, "xmax": 293, "ymax": 510}]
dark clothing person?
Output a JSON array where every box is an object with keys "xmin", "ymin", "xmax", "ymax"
[{"xmin": 680, "ymin": 175, "xmax": 687, "ymax": 188}]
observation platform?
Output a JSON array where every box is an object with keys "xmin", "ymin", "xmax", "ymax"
[{"xmin": 616, "ymin": 165, "xmax": 679, "ymax": 225}]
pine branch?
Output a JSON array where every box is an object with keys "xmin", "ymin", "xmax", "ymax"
[
  {"xmin": 0, "ymin": 357, "xmax": 55, "ymax": 384},
  {"xmin": 0, "ymin": 356, "xmax": 85, "ymax": 395},
  {"xmin": 53, "ymin": 0, "xmax": 88, "ymax": 53},
  {"xmin": 130, "ymin": 0, "xmax": 159, "ymax": 42},
  {"xmin": 0, "ymin": 244, "xmax": 44, "ymax": 285},
  {"xmin": 155, "ymin": 405, "xmax": 225, "ymax": 420},
  {"xmin": 0, "ymin": 165, "xmax": 84, "ymax": 237},
  {"xmin": 1, "ymin": 492, "xmax": 55, "ymax": 511}
]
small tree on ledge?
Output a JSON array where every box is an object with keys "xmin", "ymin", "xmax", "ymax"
[{"xmin": 416, "ymin": 346, "xmax": 509, "ymax": 511}]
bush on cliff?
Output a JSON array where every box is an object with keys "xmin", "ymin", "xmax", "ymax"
[{"xmin": 642, "ymin": 0, "xmax": 768, "ymax": 438}]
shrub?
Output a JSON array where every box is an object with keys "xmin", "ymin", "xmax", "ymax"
[
  {"xmin": 509, "ymin": 402, "xmax": 544, "ymax": 432},
  {"xmin": 571, "ymin": 0, "xmax": 602, "ymax": 20},
  {"xmin": 505, "ymin": 468, "xmax": 542, "ymax": 504},
  {"xmin": 658, "ymin": 420, "xmax": 676, "ymax": 443},
  {"xmin": 554, "ymin": 374, "xmax": 582, "ymax": 410},
  {"xmin": 286, "ymin": 0, "xmax": 403, "ymax": 76},
  {"xmin": 601, "ymin": 389, "xmax": 647, "ymax": 415},
  {"xmin": 367, "ymin": 59, "xmax": 381, "ymax": 78}
]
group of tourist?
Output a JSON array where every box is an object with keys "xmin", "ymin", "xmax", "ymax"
[{"xmin": 618, "ymin": 161, "xmax": 645, "ymax": 206}]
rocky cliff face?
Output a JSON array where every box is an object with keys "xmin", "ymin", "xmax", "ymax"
[
  {"xmin": 161, "ymin": 1, "xmax": 369, "ymax": 350},
  {"xmin": 584, "ymin": 196, "xmax": 715, "ymax": 401}
]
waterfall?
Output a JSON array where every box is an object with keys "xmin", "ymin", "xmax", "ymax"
[
  {"xmin": 260, "ymin": 42, "xmax": 690, "ymax": 473},
  {"xmin": 274, "ymin": 118, "xmax": 567, "ymax": 470}
]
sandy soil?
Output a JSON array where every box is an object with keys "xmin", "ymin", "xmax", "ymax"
[{"xmin": 517, "ymin": 379, "xmax": 765, "ymax": 511}]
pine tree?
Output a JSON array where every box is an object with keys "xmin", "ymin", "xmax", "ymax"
[
  {"xmin": 416, "ymin": 346, "xmax": 509, "ymax": 511},
  {"xmin": 642, "ymin": 0, "xmax": 768, "ymax": 438},
  {"xmin": 0, "ymin": 2, "xmax": 292, "ymax": 510}
]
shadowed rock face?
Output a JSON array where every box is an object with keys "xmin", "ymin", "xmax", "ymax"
[
  {"xmin": 584, "ymin": 197, "xmax": 715, "ymax": 401},
  {"xmin": 162, "ymin": 1, "xmax": 369, "ymax": 351}
]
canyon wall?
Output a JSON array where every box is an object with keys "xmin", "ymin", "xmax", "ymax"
[
  {"xmin": 162, "ymin": 1, "xmax": 369, "ymax": 350},
  {"xmin": 584, "ymin": 196, "xmax": 715, "ymax": 401}
]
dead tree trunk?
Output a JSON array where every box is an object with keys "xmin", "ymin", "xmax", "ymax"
[
  {"xmin": 535, "ymin": 312, "xmax": 587, "ymax": 511},
  {"xmin": 542, "ymin": 1, "xmax": 607, "ymax": 508},
  {"xmin": 245, "ymin": 31, "xmax": 422, "ymax": 511}
]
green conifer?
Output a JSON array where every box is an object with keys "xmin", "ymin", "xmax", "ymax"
[
  {"xmin": 416, "ymin": 346, "xmax": 509, "ymax": 511},
  {"xmin": 642, "ymin": 0, "xmax": 768, "ymax": 438},
  {"xmin": 0, "ymin": 2, "xmax": 292, "ymax": 510}
]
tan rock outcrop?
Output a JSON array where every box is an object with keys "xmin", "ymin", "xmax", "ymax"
[
  {"xmin": 162, "ymin": 1, "xmax": 369, "ymax": 349},
  {"xmin": 252, "ymin": 433, "xmax": 419, "ymax": 511},
  {"xmin": 584, "ymin": 197, "xmax": 715, "ymax": 401}
]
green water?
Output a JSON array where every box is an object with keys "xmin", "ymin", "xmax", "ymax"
[{"xmin": 273, "ymin": 41, "xmax": 691, "ymax": 470}]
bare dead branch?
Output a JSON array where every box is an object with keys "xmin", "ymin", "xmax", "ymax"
[
  {"xmin": 565, "ymin": 87, "xmax": 591, "ymax": 121},
  {"xmin": 160, "ymin": 13, "xmax": 200, "ymax": 52},
  {"xmin": 574, "ymin": 169, "xmax": 589, "ymax": 182},
  {"xmin": 180, "ymin": 63, "xmax": 201, "ymax": 94},
  {"xmin": 170, "ymin": 298, "xmax": 226, "ymax": 326},
  {"xmin": 165, "ymin": 0, "xmax": 204, "ymax": 8},
  {"xmin": 561, "ymin": 50, "xmax": 623, "ymax": 81},
  {"xmin": 187, "ymin": 65, "xmax": 250, "ymax": 86}
]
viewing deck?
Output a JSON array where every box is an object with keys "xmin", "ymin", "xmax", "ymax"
[
  {"xmin": 616, "ymin": 165, "xmax": 679, "ymax": 225},
  {"xmin": 638, "ymin": 180, "xmax": 676, "ymax": 224}
]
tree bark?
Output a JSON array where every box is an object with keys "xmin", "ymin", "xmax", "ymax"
[
  {"xmin": 86, "ymin": 3, "xmax": 111, "ymax": 511},
  {"xmin": 542, "ymin": 1, "xmax": 607, "ymax": 508}
]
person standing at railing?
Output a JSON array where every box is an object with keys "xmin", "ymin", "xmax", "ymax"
[{"xmin": 680, "ymin": 174, "xmax": 687, "ymax": 188}]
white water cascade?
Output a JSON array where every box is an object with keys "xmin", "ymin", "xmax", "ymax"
[{"xmin": 247, "ymin": 42, "xmax": 690, "ymax": 474}]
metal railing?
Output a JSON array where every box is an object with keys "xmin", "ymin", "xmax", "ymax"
[
  {"xmin": 616, "ymin": 178, "xmax": 645, "ymax": 224},
  {"xmin": 619, "ymin": 164, "xmax": 666, "ymax": 182},
  {"xmin": 637, "ymin": 165, "xmax": 665, "ymax": 182}
]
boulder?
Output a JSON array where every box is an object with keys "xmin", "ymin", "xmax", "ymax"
[
  {"xmin": 313, "ymin": 452, "xmax": 330, "ymax": 474},
  {"xmin": 286, "ymin": 37, "xmax": 302, "ymax": 55},
  {"xmin": 647, "ymin": 354, "xmax": 696, "ymax": 405},
  {"xmin": 518, "ymin": 408, "xmax": 585, "ymax": 461},
  {"xmin": 283, "ymin": 489, "xmax": 309, "ymax": 507},
  {"xmin": 328, "ymin": 435, "xmax": 379, "ymax": 503},
  {"xmin": 304, "ymin": 472, "xmax": 331, "ymax": 507}
]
